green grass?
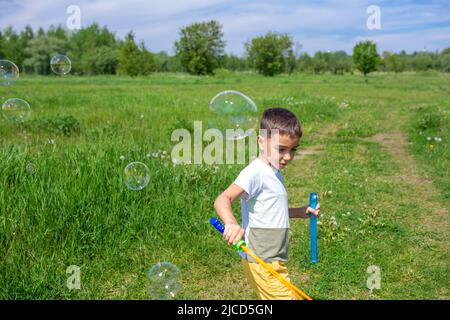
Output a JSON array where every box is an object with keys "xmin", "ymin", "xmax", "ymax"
[{"xmin": 0, "ymin": 72, "xmax": 449, "ymax": 299}]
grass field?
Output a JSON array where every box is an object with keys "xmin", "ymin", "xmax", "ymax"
[{"xmin": 0, "ymin": 72, "xmax": 449, "ymax": 299}]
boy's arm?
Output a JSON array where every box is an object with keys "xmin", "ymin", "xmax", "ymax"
[
  {"xmin": 214, "ymin": 183, "xmax": 246, "ymax": 245},
  {"xmin": 289, "ymin": 204, "xmax": 320, "ymax": 219}
]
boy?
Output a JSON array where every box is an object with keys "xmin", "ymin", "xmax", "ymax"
[{"xmin": 214, "ymin": 107, "xmax": 320, "ymax": 300}]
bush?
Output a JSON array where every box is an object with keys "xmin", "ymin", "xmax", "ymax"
[{"xmin": 25, "ymin": 115, "xmax": 81, "ymax": 136}]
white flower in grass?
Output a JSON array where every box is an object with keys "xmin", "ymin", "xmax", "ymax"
[
  {"xmin": 330, "ymin": 216, "xmax": 337, "ymax": 226},
  {"xmin": 427, "ymin": 137, "xmax": 431, "ymax": 141},
  {"xmin": 48, "ymin": 139, "xmax": 55, "ymax": 145},
  {"xmin": 119, "ymin": 155, "xmax": 125, "ymax": 161}
]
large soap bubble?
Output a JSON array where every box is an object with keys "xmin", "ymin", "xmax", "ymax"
[
  {"xmin": 0, "ymin": 60, "xmax": 19, "ymax": 85},
  {"xmin": 147, "ymin": 262, "xmax": 181, "ymax": 300},
  {"xmin": 1, "ymin": 98, "xmax": 31, "ymax": 123},
  {"xmin": 209, "ymin": 90, "xmax": 258, "ymax": 140}
]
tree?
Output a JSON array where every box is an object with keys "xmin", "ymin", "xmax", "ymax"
[
  {"xmin": 138, "ymin": 42, "xmax": 156, "ymax": 75},
  {"xmin": 117, "ymin": 31, "xmax": 141, "ymax": 76},
  {"xmin": 0, "ymin": 32, "xmax": 4, "ymax": 59},
  {"xmin": 312, "ymin": 51, "xmax": 326, "ymax": 74},
  {"xmin": 284, "ymin": 48, "xmax": 296, "ymax": 74},
  {"xmin": 221, "ymin": 53, "xmax": 247, "ymax": 71},
  {"xmin": 410, "ymin": 52, "xmax": 434, "ymax": 71},
  {"xmin": 82, "ymin": 46, "xmax": 118, "ymax": 75},
  {"xmin": 297, "ymin": 52, "xmax": 313, "ymax": 73},
  {"xmin": 68, "ymin": 23, "xmax": 117, "ymax": 75},
  {"xmin": 174, "ymin": 20, "xmax": 225, "ymax": 75},
  {"xmin": 117, "ymin": 33, "xmax": 156, "ymax": 76},
  {"xmin": 245, "ymin": 32, "xmax": 293, "ymax": 76},
  {"xmin": 23, "ymin": 34, "xmax": 66, "ymax": 74},
  {"xmin": 382, "ymin": 51, "xmax": 406, "ymax": 73},
  {"xmin": 1, "ymin": 26, "xmax": 24, "ymax": 69},
  {"xmin": 353, "ymin": 40, "xmax": 380, "ymax": 78},
  {"xmin": 439, "ymin": 47, "xmax": 450, "ymax": 72},
  {"xmin": 328, "ymin": 51, "xmax": 351, "ymax": 74},
  {"xmin": 154, "ymin": 51, "xmax": 182, "ymax": 72}
]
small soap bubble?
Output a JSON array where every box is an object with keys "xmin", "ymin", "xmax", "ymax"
[
  {"xmin": 50, "ymin": 54, "xmax": 72, "ymax": 75},
  {"xmin": 124, "ymin": 161, "xmax": 150, "ymax": 190}
]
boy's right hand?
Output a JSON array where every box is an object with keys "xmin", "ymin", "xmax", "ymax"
[{"xmin": 223, "ymin": 223, "xmax": 244, "ymax": 246}]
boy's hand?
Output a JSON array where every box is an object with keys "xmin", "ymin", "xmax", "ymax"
[
  {"xmin": 223, "ymin": 223, "xmax": 244, "ymax": 246},
  {"xmin": 306, "ymin": 203, "xmax": 320, "ymax": 218}
]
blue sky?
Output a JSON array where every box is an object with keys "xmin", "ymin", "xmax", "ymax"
[{"xmin": 1, "ymin": 0, "xmax": 449, "ymax": 55}]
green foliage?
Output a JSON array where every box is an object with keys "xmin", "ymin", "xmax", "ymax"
[
  {"xmin": 117, "ymin": 33, "xmax": 156, "ymax": 76},
  {"xmin": 154, "ymin": 51, "xmax": 181, "ymax": 72},
  {"xmin": 174, "ymin": 20, "xmax": 225, "ymax": 75},
  {"xmin": 68, "ymin": 23, "xmax": 118, "ymax": 75},
  {"xmin": 439, "ymin": 52, "xmax": 450, "ymax": 72},
  {"xmin": 24, "ymin": 115, "xmax": 81, "ymax": 136},
  {"xmin": 380, "ymin": 51, "xmax": 406, "ymax": 73},
  {"xmin": 1, "ymin": 24, "xmax": 449, "ymax": 76},
  {"xmin": 23, "ymin": 33, "xmax": 66, "ymax": 75},
  {"xmin": 415, "ymin": 112, "xmax": 441, "ymax": 131},
  {"xmin": 117, "ymin": 32, "xmax": 141, "ymax": 76},
  {"xmin": 245, "ymin": 32, "xmax": 293, "ymax": 76},
  {"xmin": 297, "ymin": 52, "xmax": 313, "ymax": 73},
  {"xmin": 221, "ymin": 54, "xmax": 247, "ymax": 71},
  {"xmin": 353, "ymin": 41, "xmax": 380, "ymax": 77}
]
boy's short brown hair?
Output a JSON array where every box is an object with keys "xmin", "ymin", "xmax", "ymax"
[{"xmin": 260, "ymin": 107, "xmax": 302, "ymax": 138}]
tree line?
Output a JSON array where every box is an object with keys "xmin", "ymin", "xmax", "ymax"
[{"xmin": 1, "ymin": 21, "xmax": 449, "ymax": 76}]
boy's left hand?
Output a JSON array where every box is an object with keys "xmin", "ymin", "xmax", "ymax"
[{"xmin": 306, "ymin": 203, "xmax": 320, "ymax": 218}]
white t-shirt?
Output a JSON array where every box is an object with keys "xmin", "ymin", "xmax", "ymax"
[{"xmin": 234, "ymin": 158, "xmax": 290, "ymax": 262}]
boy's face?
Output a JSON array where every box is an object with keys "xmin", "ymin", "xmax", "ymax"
[{"xmin": 259, "ymin": 132, "xmax": 300, "ymax": 170}]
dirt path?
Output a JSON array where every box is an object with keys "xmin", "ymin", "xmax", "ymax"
[{"xmin": 366, "ymin": 132, "xmax": 449, "ymax": 235}]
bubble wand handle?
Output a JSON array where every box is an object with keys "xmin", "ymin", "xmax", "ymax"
[
  {"xmin": 209, "ymin": 217, "xmax": 313, "ymax": 300},
  {"xmin": 309, "ymin": 192, "xmax": 318, "ymax": 264},
  {"xmin": 210, "ymin": 217, "xmax": 246, "ymax": 252}
]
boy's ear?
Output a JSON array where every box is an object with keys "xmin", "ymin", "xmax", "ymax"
[{"xmin": 258, "ymin": 134, "xmax": 266, "ymax": 146}]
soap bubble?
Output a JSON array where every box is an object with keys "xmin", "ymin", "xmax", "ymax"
[
  {"xmin": 50, "ymin": 54, "xmax": 72, "ymax": 75},
  {"xmin": 124, "ymin": 162, "xmax": 150, "ymax": 190},
  {"xmin": 209, "ymin": 90, "xmax": 258, "ymax": 140},
  {"xmin": 0, "ymin": 60, "xmax": 19, "ymax": 85},
  {"xmin": 147, "ymin": 262, "xmax": 181, "ymax": 300},
  {"xmin": 1, "ymin": 98, "xmax": 31, "ymax": 123}
]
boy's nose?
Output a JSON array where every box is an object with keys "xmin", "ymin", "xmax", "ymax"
[{"xmin": 283, "ymin": 152, "xmax": 293, "ymax": 161}]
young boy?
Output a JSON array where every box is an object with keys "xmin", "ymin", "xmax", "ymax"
[{"xmin": 214, "ymin": 107, "xmax": 320, "ymax": 300}]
